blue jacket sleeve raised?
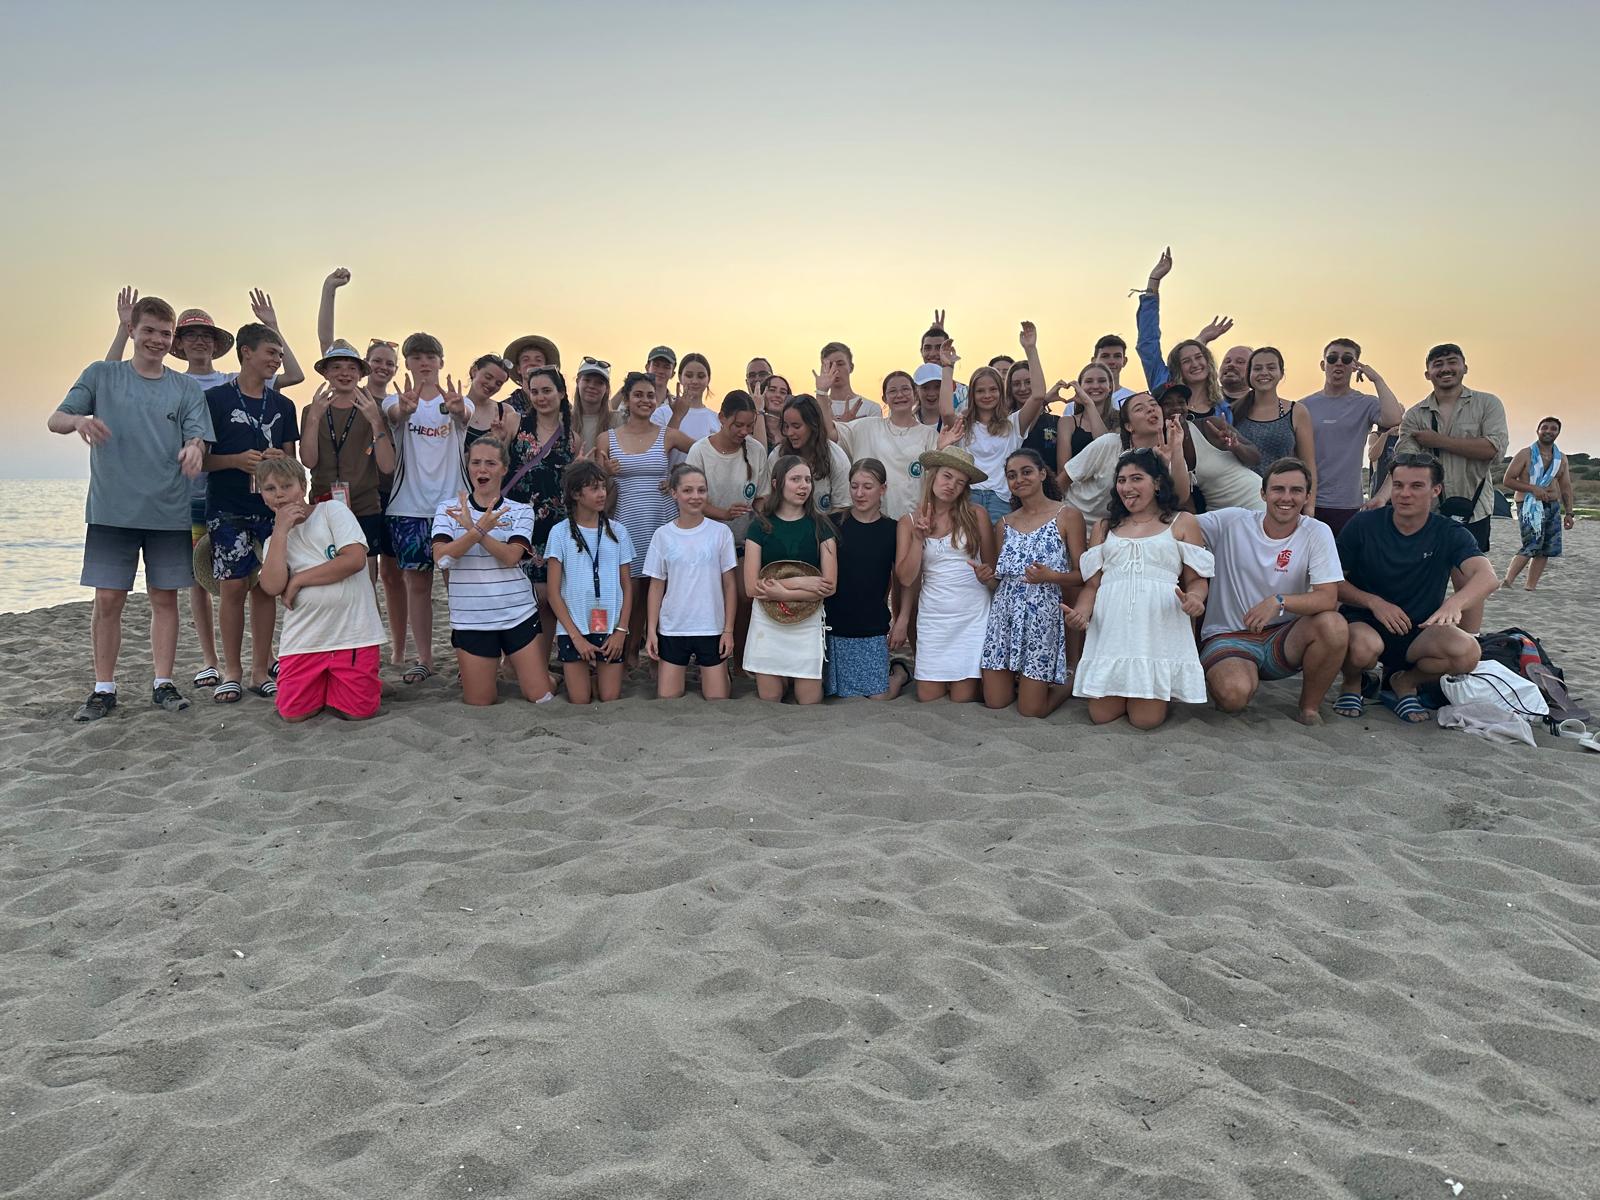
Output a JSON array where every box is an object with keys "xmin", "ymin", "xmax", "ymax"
[{"xmin": 1136, "ymin": 293, "xmax": 1169, "ymax": 393}]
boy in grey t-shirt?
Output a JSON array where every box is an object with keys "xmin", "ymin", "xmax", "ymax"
[
  {"xmin": 1298, "ymin": 338, "xmax": 1402, "ymax": 535},
  {"xmin": 50, "ymin": 296, "xmax": 214, "ymax": 722}
]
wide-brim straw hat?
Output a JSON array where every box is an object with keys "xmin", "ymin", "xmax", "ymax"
[
  {"xmin": 916, "ymin": 445, "xmax": 989, "ymax": 485},
  {"xmin": 757, "ymin": 559, "xmax": 823, "ymax": 625},
  {"xmin": 193, "ymin": 533, "xmax": 261, "ymax": 597},
  {"xmin": 503, "ymin": 334, "xmax": 561, "ymax": 370},
  {"xmin": 170, "ymin": 308, "xmax": 234, "ymax": 360}
]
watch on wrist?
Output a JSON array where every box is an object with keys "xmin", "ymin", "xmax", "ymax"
[{"xmin": 1275, "ymin": 593, "xmax": 1286, "ymax": 616}]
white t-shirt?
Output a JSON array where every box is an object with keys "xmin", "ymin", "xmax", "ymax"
[
  {"xmin": 651, "ymin": 403, "xmax": 719, "ymax": 467},
  {"xmin": 837, "ymin": 417, "xmax": 939, "ymax": 520},
  {"xmin": 967, "ymin": 411, "xmax": 1025, "ymax": 500},
  {"xmin": 766, "ymin": 440, "xmax": 853, "ymax": 515},
  {"xmin": 687, "ymin": 435, "xmax": 770, "ymax": 544},
  {"xmin": 265, "ymin": 500, "xmax": 384, "ymax": 656},
  {"xmin": 1195, "ymin": 508, "xmax": 1342, "ymax": 641},
  {"xmin": 643, "ymin": 518, "xmax": 737, "ymax": 637},
  {"xmin": 830, "ymin": 394, "xmax": 884, "ymax": 421},
  {"xmin": 431, "ymin": 496, "xmax": 537, "ymax": 631},
  {"xmin": 1062, "ymin": 432, "xmax": 1124, "ymax": 522},
  {"xmin": 383, "ymin": 393, "xmax": 476, "ymax": 518}
]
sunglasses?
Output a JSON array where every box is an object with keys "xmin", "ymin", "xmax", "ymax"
[
  {"xmin": 582, "ymin": 356, "xmax": 611, "ymax": 369},
  {"xmin": 368, "ymin": 339, "xmax": 399, "ymax": 350},
  {"xmin": 1324, "ymin": 352, "xmax": 1355, "ymax": 366}
]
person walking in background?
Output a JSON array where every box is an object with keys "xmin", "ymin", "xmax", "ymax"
[
  {"xmin": 50, "ymin": 295, "xmax": 212, "ymax": 721},
  {"xmin": 1501, "ymin": 417, "xmax": 1576, "ymax": 592},
  {"xmin": 1299, "ymin": 339, "xmax": 1402, "ymax": 535}
]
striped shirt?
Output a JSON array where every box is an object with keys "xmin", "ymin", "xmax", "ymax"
[{"xmin": 432, "ymin": 497, "xmax": 537, "ymax": 631}]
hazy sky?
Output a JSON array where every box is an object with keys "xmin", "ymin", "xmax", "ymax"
[{"xmin": 4, "ymin": 0, "xmax": 1597, "ymax": 477}]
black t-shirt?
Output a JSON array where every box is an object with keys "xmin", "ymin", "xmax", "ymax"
[
  {"xmin": 1021, "ymin": 404, "xmax": 1061, "ymax": 467},
  {"xmin": 825, "ymin": 512, "xmax": 898, "ymax": 637},
  {"xmin": 205, "ymin": 383, "xmax": 300, "ymax": 518},
  {"xmin": 1337, "ymin": 509, "xmax": 1483, "ymax": 626}
]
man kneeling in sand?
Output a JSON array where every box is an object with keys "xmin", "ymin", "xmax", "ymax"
[
  {"xmin": 1195, "ymin": 458, "xmax": 1348, "ymax": 724},
  {"xmin": 255, "ymin": 457, "xmax": 384, "ymax": 722},
  {"xmin": 1333, "ymin": 454, "xmax": 1498, "ymax": 723}
]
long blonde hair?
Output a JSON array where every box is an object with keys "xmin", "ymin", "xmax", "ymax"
[
  {"xmin": 917, "ymin": 467, "xmax": 983, "ymax": 555},
  {"xmin": 961, "ymin": 366, "xmax": 1011, "ymax": 440}
]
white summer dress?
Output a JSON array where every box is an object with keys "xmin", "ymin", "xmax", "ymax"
[
  {"xmin": 913, "ymin": 532, "xmax": 992, "ymax": 682},
  {"xmin": 1073, "ymin": 525, "xmax": 1215, "ymax": 703}
]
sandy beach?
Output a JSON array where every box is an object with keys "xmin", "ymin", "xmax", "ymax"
[{"xmin": 2, "ymin": 526, "xmax": 1597, "ymax": 1199}]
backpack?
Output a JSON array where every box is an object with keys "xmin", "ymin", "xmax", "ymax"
[{"xmin": 1477, "ymin": 628, "xmax": 1563, "ymax": 684}]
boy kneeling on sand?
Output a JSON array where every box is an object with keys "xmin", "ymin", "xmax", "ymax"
[{"xmin": 255, "ymin": 457, "xmax": 384, "ymax": 722}]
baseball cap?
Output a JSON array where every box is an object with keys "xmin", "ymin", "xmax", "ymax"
[
  {"xmin": 576, "ymin": 356, "xmax": 611, "ymax": 382},
  {"xmin": 646, "ymin": 345, "xmax": 677, "ymax": 367},
  {"xmin": 912, "ymin": 363, "xmax": 942, "ymax": 386}
]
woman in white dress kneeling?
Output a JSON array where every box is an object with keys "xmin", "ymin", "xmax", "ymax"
[
  {"xmin": 743, "ymin": 455, "xmax": 838, "ymax": 704},
  {"xmin": 1065, "ymin": 447, "xmax": 1213, "ymax": 729}
]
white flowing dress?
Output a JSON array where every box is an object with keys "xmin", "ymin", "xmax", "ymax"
[
  {"xmin": 913, "ymin": 533, "xmax": 992, "ymax": 682},
  {"xmin": 1073, "ymin": 526, "xmax": 1215, "ymax": 702}
]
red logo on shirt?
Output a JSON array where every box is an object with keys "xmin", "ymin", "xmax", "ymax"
[{"xmin": 1275, "ymin": 548, "xmax": 1293, "ymax": 570}]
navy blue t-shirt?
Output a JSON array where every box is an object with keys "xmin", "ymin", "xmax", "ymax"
[
  {"xmin": 1336, "ymin": 509, "xmax": 1483, "ymax": 626},
  {"xmin": 205, "ymin": 383, "xmax": 300, "ymax": 518}
]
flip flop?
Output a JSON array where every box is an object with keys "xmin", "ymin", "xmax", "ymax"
[
  {"xmin": 214, "ymin": 681, "xmax": 243, "ymax": 704},
  {"xmin": 193, "ymin": 666, "xmax": 221, "ymax": 688},
  {"xmin": 1553, "ymin": 718, "xmax": 1590, "ymax": 740},
  {"xmin": 402, "ymin": 662, "xmax": 434, "ymax": 685},
  {"xmin": 1526, "ymin": 664, "xmax": 1591, "ymax": 723},
  {"xmin": 1333, "ymin": 692, "xmax": 1365, "ymax": 718},
  {"xmin": 1381, "ymin": 691, "xmax": 1430, "ymax": 724},
  {"xmin": 1578, "ymin": 733, "xmax": 1600, "ymax": 754}
]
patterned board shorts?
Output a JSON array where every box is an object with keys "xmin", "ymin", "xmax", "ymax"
[
  {"xmin": 1198, "ymin": 620, "xmax": 1298, "ymax": 681},
  {"xmin": 207, "ymin": 513, "xmax": 275, "ymax": 581},
  {"xmin": 386, "ymin": 515, "xmax": 436, "ymax": 572}
]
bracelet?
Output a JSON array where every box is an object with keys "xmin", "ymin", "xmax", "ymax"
[{"xmin": 615, "ymin": 625, "xmax": 629, "ymax": 634}]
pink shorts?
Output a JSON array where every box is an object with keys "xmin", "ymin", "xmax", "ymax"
[{"xmin": 275, "ymin": 646, "xmax": 382, "ymax": 721}]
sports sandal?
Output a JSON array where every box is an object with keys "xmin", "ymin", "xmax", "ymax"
[
  {"xmin": 1333, "ymin": 692, "xmax": 1365, "ymax": 718},
  {"xmin": 151, "ymin": 682, "xmax": 191, "ymax": 712},
  {"xmin": 214, "ymin": 681, "xmax": 243, "ymax": 704}
]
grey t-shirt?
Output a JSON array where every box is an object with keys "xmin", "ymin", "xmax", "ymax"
[
  {"xmin": 57, "ymin": 361, "xmax": 214, "ymax": 531},
  {"xmin": 1301, "ymin": 390, "xmax": 1383, "ymax": 509}
]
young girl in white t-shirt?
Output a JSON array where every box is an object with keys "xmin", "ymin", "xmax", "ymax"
[
  {"xmin": 431, "ymin": 437, "xmax": 554, "ymax": 706},
  {"xmin": 644, "ymin": 465, "xmax": 738, "ymax": 701},
  {"xmin": 543, "ymin": 460, "xmax": 634, "ymax": 705}
]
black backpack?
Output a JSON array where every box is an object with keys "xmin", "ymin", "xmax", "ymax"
[{"xmin": 1477, "ymin": 628, "xmax": 1564, "ymax": 684}]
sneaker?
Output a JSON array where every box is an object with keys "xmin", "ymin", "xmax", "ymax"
[
  {"xmin": 151, "ymin": 682, "xmax": 191, "ymax": 712},
  {"xmin": 73, "ymin": 690, "xmax": 117, "ymax": 723}
]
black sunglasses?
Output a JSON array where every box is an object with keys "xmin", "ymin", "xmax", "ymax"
[
  {"xmin": 582, "ymin": 356, "xmax": 610, "ymax": 369},
  {"xmin": 1324, "ymin": 352, "xmax": 1355, "ymax": 366}
]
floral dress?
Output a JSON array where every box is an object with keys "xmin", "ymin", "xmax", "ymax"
[
  {"xmin": 980, "ymin": 510, "xmax": 1070, "ymax": 684},
  {"xmin": 504, "ymin": 415, "xmax": 574, "ymax": 583}
]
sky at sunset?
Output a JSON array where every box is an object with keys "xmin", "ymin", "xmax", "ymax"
[{"xmin": 4, "ymin": 0, "xmax": 1596, "ymax": 477}]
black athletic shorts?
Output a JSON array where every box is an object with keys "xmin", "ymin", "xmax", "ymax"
[{"xmin": 451, "ymin": 611, "xmax": 542, "ymax": 659}]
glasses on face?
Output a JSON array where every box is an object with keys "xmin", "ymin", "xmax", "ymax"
[
  {"xmin": 1325, "ymin": 353, "xmax": 1355, "ymax": 366},
  {"xmin": 582, "ymin": 356, "xmax": 610, "ymax": 369}
]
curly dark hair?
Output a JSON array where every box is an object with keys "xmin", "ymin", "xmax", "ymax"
[{"xmin": 1105, "ymin": 449, "xmax": 1181, "ymax": 531}]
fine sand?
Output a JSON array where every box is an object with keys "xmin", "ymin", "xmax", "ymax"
[{"xmin": 2, "ymin": 525, "xmax": 1598, "ymax": 1199}]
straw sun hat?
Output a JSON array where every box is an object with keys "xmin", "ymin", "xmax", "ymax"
[
  {"xmin": 757, "ymin": 559, "xmax": 823, "ymax": 624},
  {"xmin": 192, "ymin": 534, "xmax": 262, "ymax": 597},
  {"xmin": 915, "ymin": 445, "xmax": 989, "ymax": 485}
]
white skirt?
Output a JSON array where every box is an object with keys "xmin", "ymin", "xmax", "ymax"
[{"xmin": 743, "ymin": 604, "xmax": 825, "ymax": 679}]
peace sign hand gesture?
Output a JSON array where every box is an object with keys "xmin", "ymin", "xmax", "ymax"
[
  {"xmin": 930, "ymin": 308, "xmax": 946, "ymax": 332},
  {"xmin": 308, "ymin": 382, "xmax": 334, "ymax": 420},
  {"xmin": 910, "ymin": 503, "xmax": 934, "ymax": 537},
  {"xmin": 445, "ymin": 490, "xmax": 473, "ymax": 529},
  {"xmin": 354, "ymin": 388, "xmax": 384, "ymax": 430},
  {"xmin": 394, "ymin": 374, "xmax": 421, "ymax": 420},
  {"xmin": 441, "ymin": 375, "xmax": 467, "ymax": 420}
]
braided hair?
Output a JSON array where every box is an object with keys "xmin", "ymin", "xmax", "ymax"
[
  {"xmin": 560, "ymin": 460, "xmax": 620, "ymax": 571},
  {"xmin": 718, "ymin": 390, "xmax": 759, "ymax": 482}
]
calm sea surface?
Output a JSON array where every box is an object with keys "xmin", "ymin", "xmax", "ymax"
[{"xmin": 0, "ymin": 479, "xmax": 105, "ymax": 613}]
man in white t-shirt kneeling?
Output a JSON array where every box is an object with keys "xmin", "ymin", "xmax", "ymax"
[{"xmin": 1194, "ymin": 457, "xmax": 1349, "ymax": 725}]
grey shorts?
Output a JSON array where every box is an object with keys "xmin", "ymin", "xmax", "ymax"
[{"xmin": 81, "ymin": 525, "xmax": 195, "ymax": 592}]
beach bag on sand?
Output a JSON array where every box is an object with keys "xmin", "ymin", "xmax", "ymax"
[
  {"xmin": 1441, "ymin": 660, "xmax": 1548, "ymax": 721},
  {"xmin": 1477, "ymin": 627, "xmax": 1587, "ymax": 730},
  {"xmin": 1436, "ymin": 701, "xmax": 1538, "ymax": 748}
]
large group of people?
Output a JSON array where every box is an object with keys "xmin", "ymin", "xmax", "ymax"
[{"xmin": 50, "ymin": 252, "xmax": 1578, "ymax": 730}]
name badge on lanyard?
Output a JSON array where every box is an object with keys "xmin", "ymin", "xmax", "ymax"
[{"xmin": 330, "ymin": 482, "xmax": 351, "ymax": 507}]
